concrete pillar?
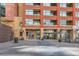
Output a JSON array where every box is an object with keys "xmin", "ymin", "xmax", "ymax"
[
  {"xmin": 72, "ymin": 29, "xmax": 76, "ymax": 43},
  {"xmin": 40, "ymin": 28, "xmax": 44, "ymax": 40},
  {"xmin": 57, "ymin": 29, "xmax": 60, "ymax": 41},
  {"xmin": 23, "ymin": 28, "xmax": 27, "ymax": 40}
]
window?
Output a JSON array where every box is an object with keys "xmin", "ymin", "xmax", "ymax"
[
  {"xmin": 26, "ymin": 19, "xmax": 33, "ymax": 25},
  {"xmin": 33, "ymin": 19, "xmax": 40, "ymax": 25},
  {"xmin": 60, "ymin": 10, "xmax": 66, "ymax": 16},
  {"xmin": 60, "ymin": 20, "xmax": 67, "ymax": 25},
  {"xmin": 43, "ymin": 3, "xmax": 57, "ymax": 6},
  {"xmin": 67, "ymin": 3, "xmax": 73, "ymax": 7},
  {"xmin": 43, "ymin": 10, "xmax": 51, "ymax": 16},
  {"xmin": 33, "ymin": 10, "xmax": 40, "ymax": 16},
  {"xmin": 25, "ymin": 10, "xmax": 33, "ymax": 15},
  {"xmin": 44, "ymin": 19, "xmax": 57, "ymax": 25},
  {"xmin": 26, "ymin": 19, "xmax": 40, "ymax": 25},
  {"xmin": 25, "ymin": 3, "xmax": 40, "ymax": 6},
  {"xmin": 75, "ymin": 3, "xmax": 79, "ymax": 8},
  {"xmin": 44, "ymin": 20, "xmax": 50, "ymax": 25},
  {"xmin": 43, "ymin": 10, "xmax": 57, "ymax": 16},
  {"xmin": 75, "ymin": 12, "xmax": 79, "ymax": 17},
  {"xmin": 33, "ymin": 3, "xmax": 40, "ymax": 5},
  {"xmin": 67, "ymin": 20, "xmax": 73, "ymax": 25},
  {"xmin": 50, "ymin": 11, "xmax": 57, "ymax": 16},
  {"xmin": 0, "ymin": 3, "xmax": 5, "ymax": 17},
  {"xmin": 50, "ymin": 20, "xmax": 57, "ymax": 25},
  {"xmin": 60, "ymin": 3, "xmax": 73, "ymax": 8},
  {"xmin": 60, "ymin": 20, "xmax": 73, "ymax": 25},
  {"xmin": 26, "ymin": 9, "xmax": 40, "ymax": 15},
  {"xmin": 51, "ymin": 3, "xmax": 57, "ymax": 6},
  {"xmin": 67, "ymin": 11, "xmax": 73, "ymax": 16},
  {"xmin": 76, "ymin": 21, "xmax": 79, "ymax": 26},
  {"xmin": 43, "ymin": 3, "xmax": 50, "ymax": 6},
  {"xmin": 25, "ymin": 3, "xmax": 33, "ymax": 5},
  {"xmin": 60, "ymin": 3, "xmax": 67, "ymax": 7}
]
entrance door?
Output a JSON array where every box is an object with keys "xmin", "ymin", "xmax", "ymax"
[
  {"xmin": 26, "ymin": 29, "xmax": 40, "ymax": 40},
  {"xmin": 26, "ymin": 31, "xmax": 34, "ymax": 39},
  {"xmin": 76, "ymin": 30, "xmax": 79, "ymax": 43},
  {"xmin": 43, "ymin": 29, "xmax": 57, "ymax": 40}
]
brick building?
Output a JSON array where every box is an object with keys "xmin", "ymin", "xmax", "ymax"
[{"xmin": 3, "ymin": 3, "xmax": 79, "ymax": 43}]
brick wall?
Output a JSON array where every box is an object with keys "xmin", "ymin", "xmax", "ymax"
[{"xmin": 0, "ymin": 23, "xmax": 13, "ymax": 43}]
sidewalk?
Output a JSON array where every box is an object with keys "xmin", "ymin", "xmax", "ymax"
[
  {"xmin": 0, "ymin": 40, "xmax": 79, "ymax": 47},
  {"xmin": 0, "ymin": 40, "xmax": 79, "ymax": 56}
]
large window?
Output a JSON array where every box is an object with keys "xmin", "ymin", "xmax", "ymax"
[
  {"xmin": 60, "ymin": 20, "xmax": 73, "ymax": 26},
  {"xmin": 43, "ymin": 3, "xmax": 51, "ymax": 6},
  {"xmin": 60, "ymin": 3, "xmax": 73, "ymax": 8},
  {"xmin": 43, "ymin": 10, "xmax": 51, "ymax": 16},
  {"xmin": 76, "ymin": 20, "xmax": 79, "ymax": 26},
  {"xmin": 0, "ymin": 3, "xmax": 5, "ymax": 17},
  {"xmin": 75, "ymin": 12, "xmax": 79, "ymax": 17},
  {"xmin": 25, "ymin": 10, "xmax": 33, "ymax": 15},
  {"xmin": 44, "ymin": 20, "xmax": 50, "ymax": 25},
  {"xmin": 60, "ymin": 20, "xmax": 67, "ymax": 25},
  {"xmin": 75, "ymin": 3, "xmax": 79, "ymax": 8},
  {"xmin": 43, "ymin": 3, "xmax": 57, "ymax": 6},
  {"xmin": 43, "ymin": 10, "xmax": 57, "ymax": 16},
  {"xmin": 26, "ymin": 9, "xmax": 40, "ymax": 15},
  {"xmin": 26, "ymin": 19, "xmax": 33, "ymax": 25},
  {"xmin": 44, "ymin": 19, "xmax": 57, "ymax": 25},
  {"xmin": 33, "ymin": 10, "xmax": 40, "ymax": 16},
  {"xmin": 33, "ymin": 3, "xmax": 40, "ymax": 5},
  {"xmin": 26, "ymin": 19, "xmax": 40, "ymax": 25},
  {"xmin": 60, "ymin": 11, "xmax": 72, "ymax": 17},
  {"xmin": 33, "ymin": 19, "xmax": 40, "ymax": 25},
  {"xmin": 25, "ymin": 3, "xmax": 40, "ymax": 6},
  {"xmin": 60, "ymin": 3, "xmax": 67, "ymax": 7},
  {"xmin": 60, "ymin": 10, "xmax": 66, "ymax": 16},
  {"xmin": 25, "ymin": 3, "xmax": 33, "ymax": 5}
]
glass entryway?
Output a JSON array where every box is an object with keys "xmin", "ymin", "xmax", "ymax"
[
  {"xmin": 43, "ymin": 29, "xmax": 57, "ymax": 40},
  {"xmin": 60, "ymin": 29, "xmax": 73, "ymax": 43},
  {"xmin": 75, "ymin": 30, "xmax": 79, "ymax": 43},
  {"xmin": 26, "ymin": 29, "xmax": 40, "ymax": 40}
]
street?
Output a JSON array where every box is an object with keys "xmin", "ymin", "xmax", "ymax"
[{"xmin": 0, "ymin": 40, "xmax": 79, "ymax": 56}]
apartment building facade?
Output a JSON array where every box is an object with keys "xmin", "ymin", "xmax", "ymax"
[{"xmin": 4, "ymin": 3, "xmax": 79, "ymax": 43}]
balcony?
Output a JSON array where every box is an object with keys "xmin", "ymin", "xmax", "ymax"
[
  {"xmin": 25, "ymin": 3, "xmax": 40, "ymax": 6},
  {"xmin": 60, "ymin": 20, "xmax": 73, "ymax": 29},
  {"xmin": 67, "ymin": 3, "xmax": 73, "ymax": 8},
  {"xmin": 33, "ymin": 3, "xmax": 40, "ymax": 6},
  {"xmin": 26, "ymin": 19, "xmax": 40, "ymax": 26},
  {"xmin": 60, "ymin": 20, "xmax": 73, "ymax": 26},
  {"xmin": 43, "ymin": 3, "xmax": 57, "ymax": 6},
  {"xmin": 67, "ymin": 11, "xmax": 73, "ymax": 16},
  {"xmin": 60, "ymin": 10, "xmax": 73, "ymax": 17},
  {"xmin": 25, "ymin": 9, "xmax": 40, "ymax": 16},
  {"xmin": 33, "ymin": 19, "xmax": 40, "ymax": 25},
  {"xmin": 43, "ymin": 10, "xmax": 57, "ymax": 16},
  {"xmin": 43, "ymin": 20, "xmax": 57, "ymax": 26},
  {"xmin": 60, "ymin": 3, "xmax": 73, "ymax": 8},
  {"xmin": 33, "ymin": 10, "xmax": 40, "ymax": 16}
]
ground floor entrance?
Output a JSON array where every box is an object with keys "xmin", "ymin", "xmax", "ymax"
[
  {"xmin": 75, "ymin": 30, "xmax": 79, "ymax": 43},
  {"xmin": 26, "ymin": 29, "xmax": 40, "ymax": 40},
  {"xmin": 60, "ymin": 29, "xmax": 73, "ymax": 43},
  {"xmin": 22, "ymin": 28, "xmax": 79, "ymax": 43},
  {"xmin": 43, "ymin": 29, "xmax": 57, "ymax": 40}
]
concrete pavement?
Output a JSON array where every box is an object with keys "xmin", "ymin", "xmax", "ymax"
[{"xmin": 0, "ymin": 40, "xmax": 79, "ymax": 56}]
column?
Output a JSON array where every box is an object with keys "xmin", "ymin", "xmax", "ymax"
[
  {"xmin": 72, "ymin": 29, "xmax": 76, "ymax": 43},
  {"xmin": 57, "ymin": 29, "xmax": 60, "ymax": 41},
  {"xmin": 23, "ymin": 28, "xmax": 27, "ymax": 40},
  {"xmin": 40, "ymin": 28, "xmax": 44, "ymax": 40}
]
